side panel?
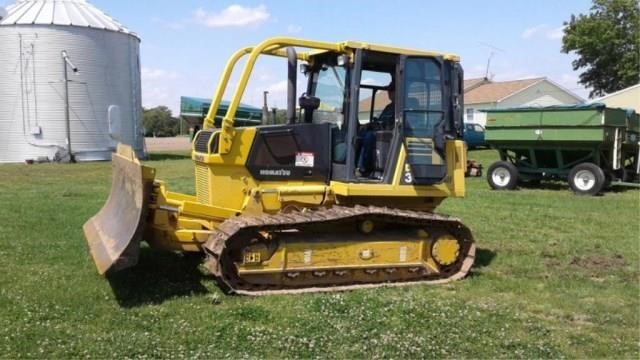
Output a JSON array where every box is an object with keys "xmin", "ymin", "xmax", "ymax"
[
  {"xmin": 192, "ymin": 126, "xmax": 331, "ymax": 213},
  {"xmin": 486, "ymin": 128, "xmax": 606, "ymax": 143},
  {"xmin": 193, "ymin": 128, "xmax": 257, "ymax": 211},
  {"xmin": 484, "ymin": 108, "xmax": 629, "ymax": 144},
  {"xmin": 246, "ymin": 123, "xmax": 331, "ymax": 182},
  {"xmin": 331, "ymin": 139, "xmax": 466, "ymax": 202}
]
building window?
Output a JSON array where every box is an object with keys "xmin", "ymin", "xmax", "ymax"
[{"xmin": 466, "ymin": 108, "xmax": 474, "ymax": 122}]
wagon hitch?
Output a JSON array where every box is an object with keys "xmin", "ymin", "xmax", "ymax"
[{"xmin": 465, "ymin": 160, "xmax": 483, "ymax": 177}]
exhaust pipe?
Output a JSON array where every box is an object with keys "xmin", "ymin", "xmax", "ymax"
[{"xmin": 287, "ymin": 47, "xmax": 297, "ymax": 124}]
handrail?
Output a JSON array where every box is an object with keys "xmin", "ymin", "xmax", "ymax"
[
  {"xmin": 202, "ymin": 43, "xmax": 319, "ymax": 130},
  {"xmin": 211, "ymin": 37, "xmax": 348, "ymax": 154},
  {"xmin": 202, "ymin": 46, "xmax": 252, "ymax": 130}
]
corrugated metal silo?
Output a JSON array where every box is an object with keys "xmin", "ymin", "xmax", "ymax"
[{"xmin": 0, "ymin": 0, "xmax": 144, "ymax": 162}]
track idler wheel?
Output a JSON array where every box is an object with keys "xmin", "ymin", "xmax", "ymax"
[{"xmin": 431, "ymin": 234, "xmax": 461, "ymax": 266}]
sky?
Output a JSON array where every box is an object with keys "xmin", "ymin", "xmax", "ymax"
[{"xmin": 1, "ymin": 0, "xmax": 595, "ymax": 114}]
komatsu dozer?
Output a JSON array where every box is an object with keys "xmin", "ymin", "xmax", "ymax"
[{"xmin": 84, "ymin": 37, "xmax": 475, "ymax": 295}]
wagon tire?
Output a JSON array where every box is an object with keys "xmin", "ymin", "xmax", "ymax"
[
  {"xmin": 487, "ymin": 161, "xmax": 519, "ymax": 190},
  {"xmin": 568, "ymin": 163, "xmax": 605, "ymax": 196}
]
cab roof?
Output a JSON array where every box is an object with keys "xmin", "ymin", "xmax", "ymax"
[{"xmin": 340, "ymin": 40, "xmax": 460, "ymax": 61}]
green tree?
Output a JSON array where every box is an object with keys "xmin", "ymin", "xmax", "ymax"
[
  {"xmin": 562, "ymin": 0, "xmax": 640, "ymax": 97},
  {"xmin": 143, "ymin": 106, "xmax": 182, "ymax": 137},
  {"xmin": 273, "ymin": 109, "xmax": 288, "ymax": 124}
]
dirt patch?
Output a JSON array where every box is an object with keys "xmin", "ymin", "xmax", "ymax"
[
  {"xmin": 570, "ymin": 254, "xmax": 627, "ymax": 271},
  {"xmin": 544, "ymin": 259, "xmax": 563, "ymax": 268}
]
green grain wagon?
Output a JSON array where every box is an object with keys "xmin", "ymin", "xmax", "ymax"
[{"xmin": 483, "ymin": 104, "xmax": 640, "ymax": 195}]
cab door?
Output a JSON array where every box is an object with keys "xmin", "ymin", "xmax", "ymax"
[{"xmin": 398, "ymin": 56, "xmax": 449, "ymax": 185}]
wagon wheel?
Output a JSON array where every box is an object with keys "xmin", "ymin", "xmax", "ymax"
[
  {"xmin": 487, "ymin": 161, "xmax": 519, "ymax": 190},
  {"xmin": 568, "ymin": 162, "xmax": 605, "ymax": 196}
]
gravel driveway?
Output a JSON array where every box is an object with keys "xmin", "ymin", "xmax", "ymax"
[{"xmin": 144, "ymin": 137, "xmax": 192, "ymax": 152}]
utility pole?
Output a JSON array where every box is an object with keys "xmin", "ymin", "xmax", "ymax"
[
  {"xmin": 62, "ymin": 50, "xmax": 78, "ymax": 163},
  {"xmin": 484, "ymin": 52, "xmax": 493, "ymax": 79},
  {"xmin": 262, "ymin": 91, "xmax": 269, "ymax": 125},
  {"xmin": 478, "ymin": 41, "xmax": 504, "ymax": 80}
]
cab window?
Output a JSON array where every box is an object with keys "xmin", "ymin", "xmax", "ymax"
[
  {"xmin": 403, "ymin": 58, "xmax": 443, "ymax": 138},
  {"xmin": 311, "ymin": 65, "xmax": 346, "ymax": 125},
  {"xmin": 358, "ymin": 70, "xmax": 392, "ymax": 125}
]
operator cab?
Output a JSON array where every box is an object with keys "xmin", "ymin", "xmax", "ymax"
[
  {"xmin": 302, "ymin": 49, "xmax": 463, "ymax": 185},
  {"xmin": 238, "ymin": 46, "xmax": 464, "ymax": 186}
]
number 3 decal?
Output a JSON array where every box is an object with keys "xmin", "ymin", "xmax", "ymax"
[{"xmin": 404, "ymin": 171, "xmax": 412, "ymax": 183}]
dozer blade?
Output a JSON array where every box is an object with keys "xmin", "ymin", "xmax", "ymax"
[{"xmin": 83, "ymin": 144, "xmax": 155, "ymax": 274}]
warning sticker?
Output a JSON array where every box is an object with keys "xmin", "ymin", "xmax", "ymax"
[
  {"xmin": 295, "ymin": 152, "xmax": 315, "ymax": 167},
  {"xmin": 399, "ymin": 246, "xmax": 407, "ymax": 262}
]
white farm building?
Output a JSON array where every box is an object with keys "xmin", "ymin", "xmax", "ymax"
[{"xmin": 0, "ymin": 0, "xmax": 144, "ymax": 163}]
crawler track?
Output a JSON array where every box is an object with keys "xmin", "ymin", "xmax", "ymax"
[{"xmin": 203, "ymin": 205, "xmax": 475, "ymax": 295}]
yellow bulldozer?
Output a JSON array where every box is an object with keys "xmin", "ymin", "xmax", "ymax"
[{"xmin": 84, "ymin": 37, "xmax": 475, "ymax": 295}]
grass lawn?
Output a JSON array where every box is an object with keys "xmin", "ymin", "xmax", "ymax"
[{"xmin": 0, "ymin": 149, "xmax": 638, "ymax": 358}]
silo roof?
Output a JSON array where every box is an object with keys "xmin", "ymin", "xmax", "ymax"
[{"xmin": 0, "ymin": 0, "xmax": 138, "ymax": 38}]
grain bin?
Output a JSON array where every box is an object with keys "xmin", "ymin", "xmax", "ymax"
[{"xmin": 0, "ymin": 0, "xmax": 144, "ymax": 162}]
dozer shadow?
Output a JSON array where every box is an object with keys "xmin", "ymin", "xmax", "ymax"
[
  {"xmin": 106, "ymin": 247, "xmax": 208, "ymax": 308},
  {"xmin": 467, "ymin": 247, "xmax": 496, "ymax": 277}
]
